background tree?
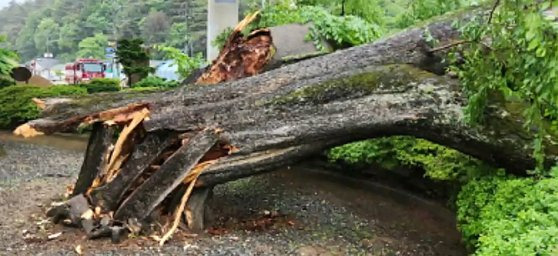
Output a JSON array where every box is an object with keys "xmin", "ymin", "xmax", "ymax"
[
  {"xmin": 142, "ymin": 11, "xmax": 171, "ymax": 45},
  {"xmin": 166, "ymin": 23, "xmax": 190, "ymax": 50},
  {"xmin": 77, "ymin": 34, "xmax": 108, "ymax": 59},
  {"xmin": 116, "ymin": 38, "xmax": 153, "ymax": 86},
  {"xmin": 0, "ymin": 0, "xmax": 210, "ymax": 61},
  {"xmin": 0, "ymin": 35, "xmax": 18, "ymax": 88},
  {"xmin": 34, "ymin": 18, "xmax": 59, "ymax": 55}
]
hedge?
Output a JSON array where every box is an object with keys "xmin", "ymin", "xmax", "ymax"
[{"xmin": 0, "ymin": 85, "xmax": 86, "ymax": 128}]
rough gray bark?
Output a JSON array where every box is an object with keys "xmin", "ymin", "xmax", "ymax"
[
  {"xmin": 185, "ymin": 187, "xmax": 213, "ymax": 232},
  {"xmin": 89, "ymin": 131, "xmax": 178, "ymax": 211},
  {"xmin": 72, "ymin": 123, "xmax": 114, "ymax": 196},
  {"xmin": 114, "ymin": 130, "xmax": 218, "ymax": 221}
]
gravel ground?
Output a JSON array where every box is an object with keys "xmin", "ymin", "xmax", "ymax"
[{"xmin": 0, "ymin": 135, "xmax": 466, "ymax": 256}]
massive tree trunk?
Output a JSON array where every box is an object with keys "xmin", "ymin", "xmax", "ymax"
[{"xmin": 19, "ymin": 8, "xmax": 558, "ymax": 242}]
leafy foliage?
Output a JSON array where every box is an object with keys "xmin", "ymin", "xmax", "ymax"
[
  {"xmin": 328, "ymin": 136, "xmax": 492, "ymax": 181},
  {"xmin": 77, "ymin": 33, "xmax": 108, "ymax": 59},
  {"xmin": 457, "ymin": 173, "xmax": 558, "ymax": 255},
  {"xmin": 211, "ymin": 27, "xmax": 234, "ymax": 51},
  {"xmin": 0, "ymin": 0, "xmax": 209, "ymax": 61},
  {"xmin": 156, "ymin": 45, "xmax": 205, "ymax": 79},
  {"xmin": 123, "ymin": 86, "xmax": 162, "ymax": 93},
  {"xmin": 453, "ymin": 1, "xmax": 558, "ymax": 173},
  {"xmin": 0, "ymin": 85, "xmax": 86, "ymax": 128},
  {"xmin": 0, "ymin": 35, "xmax": 18, "ymax": 88},
  {"xmin": 302, "ymin": 6, "xmax": 382, "ymax": 51},
  {"xmin": 116, "ymin": 39, "xmax": 153, "ymax": 86},
  {"xmin": 79, "ymin": 78, "xmax": 120, "ymax": 93},
  {"xmin": 34, "ymin": 18, "xmax": 58, "ymax": 54},
  {"xmin": 250, "ymin": 3, "xmax": 382, "ymax": 51},
  {"xmin": 133, "ymin": 76, "xmax": 179, "ymax": 89},
  {"xmin": 395, "ymin": 0, "xmax": 474, "ymax": 28}
]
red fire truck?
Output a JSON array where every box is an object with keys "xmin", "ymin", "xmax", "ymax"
[{"xmin": 65, "ymin": 58, "xmax": 106, "ymax": 84}]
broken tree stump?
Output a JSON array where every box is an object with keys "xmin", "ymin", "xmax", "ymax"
[
  {"xmin": 185, "ymin": 186, "xmax": 213, "ymax": 233},
  {"xmin": 114, "ymin": 130, "xmax": 218, "ymax": 221},
  {"xmin": 89, "ymin": 131, "xmax": 178, "ymax": 211},
  {"xmin": 73, "ymin": 123, "xmax": 115, "ymax": 196}
]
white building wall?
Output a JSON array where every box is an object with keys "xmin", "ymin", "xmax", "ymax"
[{"xmin": 207, "ymin": 0, "xmax": 239, "ymax": 61}]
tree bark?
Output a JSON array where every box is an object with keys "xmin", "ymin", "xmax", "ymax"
[{"xmin": 73, "ymin": 123, "xmax": 115, "ymax": 196}]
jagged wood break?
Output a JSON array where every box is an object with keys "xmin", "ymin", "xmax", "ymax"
[{"xmin": 19, "ymin": 7, "xmax": 558, "ymax": 243}]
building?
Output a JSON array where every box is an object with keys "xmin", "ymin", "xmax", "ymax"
[{"xmin": 26, "ymin": 57, "xmax": 61, "ymax": 82}]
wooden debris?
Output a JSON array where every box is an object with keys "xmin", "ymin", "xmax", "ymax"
[
  {"xmin": 197, "ymin": 11, "xmax": 274, "ymax": 85},
  {"xmin": 32, "ymin": 98, "xmax": 46, "ymax": 110},
  {"xmin": 158, "ymin": 161, "xmax": 215, "ymax": 246},
  {"xmin": 104, "ymin": 107, "xmax": 150, "ymax": 183},
  {"xmin": 73, "ymin": 123, "xmax": 115, "ymax": 196},
  {"xmin": 75, "ymin": 245, "xmax": 83, "ymax": 255},
  {"xmin": 13, "ymin": 124, "xmax": 44, "ymax": 138},
  {"xmin": 114, "ymin": 130, "xmax": 219, "ymax": 221},
  {"xmin": 47, "ymin": 232, "xmax": 62, "ymax": 240},
  {"xmin": 184, "ymin": 186, "xmax": 213, "ymax": 232},
  {"xmin": 89, "ymin": 131, "xmax": 178, "ymax": 211}
]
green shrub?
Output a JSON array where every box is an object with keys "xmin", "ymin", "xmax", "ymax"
[
  {"xmin": 0, "ymin": 85, "xmax": 86, "ymax": 128},
  {"xmin": 0, "ymin": 76, "xmax": 15, "ymax": 88},
  {"xmin": 133, "ymin": 76, "xmax": 179, "ymax": 89},
  {"xmin": 327, "ymin": 136, "xmax": 491, "ymax": 182},
  {"xmin": 0, "ymin": 35, "xmax": 18, "ymax": 86},
  {"xmin": 249, "ymin": 4, "xmax": 381, "ymax": 51},
  {"xmin": 79, "ymin": 78, "xmax": 120, "ymax": 93},
  {"xmin": 394, "ymin": 0, "xmax": 474, "ymax": 29},
  {"xmin": 155, "ymin": 45, "xmax": 205, "ymax": 79},
  {"xmin": 212, "ymin": 27, "xmax": 234, "ymax": 51},
  {"xmin": 451, "ymin": 0, "xmax": 558, "ymax": 173},
  {"xmin": 457, "ymin": 173, "xmax": 558, "ymax": 255}
]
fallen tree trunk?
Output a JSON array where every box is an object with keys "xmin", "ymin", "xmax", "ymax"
[{"xmin": 19, "ymin": 7, "xmax": 558, "ymax": 242}]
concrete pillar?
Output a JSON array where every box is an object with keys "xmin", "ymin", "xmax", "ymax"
[{"xmin": 207, "ymin": 0, "xmax": 239, "ymax": 61}]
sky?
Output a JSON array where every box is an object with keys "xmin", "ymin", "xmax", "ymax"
[{"xmin": 0, "ymin": 0, "xmax": 25, "ymax": 10}]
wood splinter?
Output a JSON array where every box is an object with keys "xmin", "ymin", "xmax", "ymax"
[{"xmin": 158, "ymin": 160, "xmax": 216, "ymax": 246}]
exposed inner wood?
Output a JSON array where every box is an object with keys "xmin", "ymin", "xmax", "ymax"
[
  {"xmin": 104, "ymin": 108, "xmax": 150, "ymax": 183},
  {"xmin": 196, "ymin": 11, "xmax": 274, "ymax": 85},
  {"xmin": 114, "ymin": 130, "xmax": 219, "ymax": 222},
  {"xmin": 158, "ymin": 160, "xmax": 216, "ymax": 246},
  {"xmin": 89, "ymin": 131, "xmax": 178, "ymax": 211}
]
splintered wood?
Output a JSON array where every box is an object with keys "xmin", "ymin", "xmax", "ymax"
[
  {"xmin": 105, "ymin": 108, "xmax": 150, "ymax": 182},
  {"xmin": 88, "ymin": 108, "xmax": 150, "ymax": 193},
  {"xmin": 196, "ymin": 11, "xmax": 275, "ymax": 85},
  {"xmin": 13, "ymin": 103, "xmax": 150, "ymax": 138},
  {"xmin": 158, "ymin": 160, "xmax": 216, "ymax": 246},
  {"xmin": 13, "ymin": 124, "xmax": 44, "ymax": 138}
]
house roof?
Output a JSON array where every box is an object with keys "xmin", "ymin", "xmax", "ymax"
[{"xmin": 26, "ymin": 58, "xmax": 61, "ymax": 70}]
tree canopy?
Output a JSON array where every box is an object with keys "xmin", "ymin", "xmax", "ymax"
[{"xmin": 0, "ymin": 0, "xmax": 209, "ymax": 62}]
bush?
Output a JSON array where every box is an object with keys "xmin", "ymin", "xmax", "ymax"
[
  {"xmin": 133, "ymin": 76, "xmax": 179, "ymax": 89},
  {"xmin": 327, "ymin": 136, "xmax": 491, "ymax": 182},
  {"xmin": 0, "ymin": 85, "xmax": 86, "ymax": 128},
  {"xmin": 79, "ymin": 78, "xmax": 120, "ymax": 93},
  {"xmin": 248, "ymin": 4, "xmax": 381, "ymax": 51},
  {"xmin": 394, "ymin": 0, "xmax": 471, "ymax": 29},
  {"xmin": 457, "ymin": 173, "xmax": 558, "ymax": 255},
  {"xmin": 0, "ymin": 76, "xmax": 15, "ymax": 88},
  {"xmin": 156, "ymin": 46, "xmax": 205, "ymax": 79}
]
